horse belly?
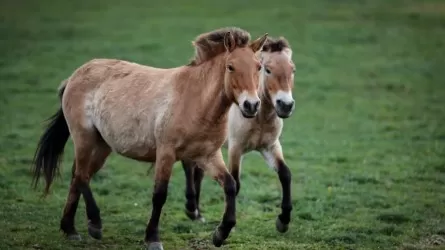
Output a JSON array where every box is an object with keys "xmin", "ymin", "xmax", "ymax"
[
  {"xmin": 101, "ymin": 121, "xmax": 157, "ymax": 160},
  {"xmin": 91, "ymin": 101, "xmax": 159, "ymax": 162}
]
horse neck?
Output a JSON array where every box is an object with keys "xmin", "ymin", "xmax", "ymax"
[
  {"xmin": 187, "ymin": 56, "xmax": 232, "ymax": 125},
  {"xmin": 258, "ymin": 74, "xmax": 278, "ymax": 122}
]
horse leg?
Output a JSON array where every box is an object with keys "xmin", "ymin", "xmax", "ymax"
[
  {"xmin": 145, "ymin": 148, "xmax": 175, "ymax": 250},
  {"xmin": 83, "ymin": 143, "xmax": 111, "ymax": 239},
  {"xmin": 193, "ymin": 165, "xmax": 204, "ymax": 219},
  {"xmin": 60, "ymin": 142, "xmax": 110, "ymax": 240},
  {"xmin": 64, "ymin": 129, "xmax": 109, "ymax": 240},
  {"xmin": 60, "ymin": 162, "xmax": 81, "ymax": 240},
  {"xmin": 228, "ymin": 144, "xmax": 243, "ymax": 196},
  {"xmin": 261, "ymin": 141, "xmax": 292, "ymax": 233},
  {"xmin": 182, "ymin": 160, "xmax": 205, "ymax": 222},
  {"xmin": 198, "ymin": 151, "xmax": 237, "ymax": 247}
]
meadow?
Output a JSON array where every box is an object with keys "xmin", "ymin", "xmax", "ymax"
[{"xmin": 1, "ymin": 0, "xmax": 445, "ymax": 249}]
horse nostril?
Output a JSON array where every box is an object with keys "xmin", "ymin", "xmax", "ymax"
[
  {"xmin": 243, "ymin": 100, "xmax": 259, "ymax": 114},
  {"xmin": 243, "ymin": 100, "xmax": 250, "ymax": 111},
  {"xmin": 253, "ymin": 101, "xmax": 260, "ymax": 111},
  {"xmin": 277, "ymin": 100, "xmax": 294, "ymax": 113}
]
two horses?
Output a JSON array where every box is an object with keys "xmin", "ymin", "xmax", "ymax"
[
  {"xmin": 31, "ymin": 27, "xmax": 294, "ymax": 249},
  {"xmin": 181, "ymin": 37, "xmax": 296, "ymax": 234}
]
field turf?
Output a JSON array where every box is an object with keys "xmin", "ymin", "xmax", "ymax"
[{"xmin": 1, "ymin": 0, "xmax": 445, "ymax": 249}]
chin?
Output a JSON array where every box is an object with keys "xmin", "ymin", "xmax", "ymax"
[
  {"xmin": 276, "ymin": 111, "xmax": 292, "ymax": 119},
  {"xmin": 241, "ymin": 110, "xmax": 257, "ymax": 118}
]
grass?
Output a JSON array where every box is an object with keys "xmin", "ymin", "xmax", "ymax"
[{"xmin": 1, "ymin": 0, "xmax": 445, "ymax": 249}]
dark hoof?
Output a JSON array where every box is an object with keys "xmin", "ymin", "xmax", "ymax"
[
  {"xmin": 88, "ymin": 222, "xmax": 102, "ymax": 240},
  {"xmin": 275, "ymin": 217, "xmax": 289, "ymax": 233},
  {"xmin": 212, "ymin": 227, "xmax": 224, "ymax": 247},
  {"xmin": 145, "ymin": 242, "xmax": 164, "ymax": 250},
  {"xmin": 66, "ymin": 234, "xmax": 82, "ymax": 241},
  {"xmin": 185, "ymin": 209, "xmax": 206, "ymax": 223}
]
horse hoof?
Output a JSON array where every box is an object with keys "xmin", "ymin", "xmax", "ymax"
[
  {"xmin": 145, "ymin": 242, "xmax": 164, "ymax": 250},
  {"xmin": 88, "ymin": 223, "xmax": 102, "ymax": 240},
  {"xmin": 212, "ymin": 227, "xmax": 224, "ymax": 247},
  {"xmin": 275, "ymin": 217, "xmax": 289, "ymax": 233},
  {"xmin": 66, "ymin": 234, "xmax": 82, "ymax": 241},
  {"xmin": 185, "ymin": 209, "xmax": 206, "ymax": 223}
]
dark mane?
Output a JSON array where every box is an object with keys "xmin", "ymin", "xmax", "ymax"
[
  {"xmin": 188, "ymin": 27, "xmax": 251, "ymax": 66},
  {"xmin": 262, "ymin": 37, "xmax": 290, "ymax": 53}
]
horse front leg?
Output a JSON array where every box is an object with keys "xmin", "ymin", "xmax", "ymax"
[
  {"xmin": 145, "ymin": 148, "xmax": 175, "ymax": 250},
  {"xmin": 197, "ymin": 150, "xmax": 237, "ymax": 247},
  {"xmin": 227, "ymin": 144, "xmax": 243, "ymax": 196},
  {"xmin": 261, "ymin": 141, "xmax": 292, "ymax": 233}
]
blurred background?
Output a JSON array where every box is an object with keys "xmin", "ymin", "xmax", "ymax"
[{"xmin": 1, "ymin": 0, "xmax": 444, "ymax": 249}]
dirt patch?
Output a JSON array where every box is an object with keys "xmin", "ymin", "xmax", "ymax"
[
  {"xmin": 399, "ymin": 234, "xmax": 445, "ymax": 249},
  {"xmin": 400, "ymin": 3, "xmax": 445, "ymax": 15}
]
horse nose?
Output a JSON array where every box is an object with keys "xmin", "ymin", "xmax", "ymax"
[
  {"xmin": 243, "ymin": 100, "xmax": 260, "ymax": 114},
  {"xmin": 277, "ymin": 99, "xmax": 294, "ymax": 113},
  {"xmin": 253, "ymin": 100, "xmax": 260, "ymax": 111}
]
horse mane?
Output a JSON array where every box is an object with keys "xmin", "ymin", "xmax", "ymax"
[
  {"xmin": 261, "ymin": 37, "xmax": 290, "ymax": 53},
  {"xmin": 188, "ymin": 27, "xmax": 251, "ymax": 66}
]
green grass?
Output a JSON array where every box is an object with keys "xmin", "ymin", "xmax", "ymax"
[{"xmin": 1, "ymin": 0, "xmax": 445, "ymax": 249}]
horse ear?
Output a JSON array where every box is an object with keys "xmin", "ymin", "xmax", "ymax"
[
  {"xmin": 283, "ymin": 47, "xmax": 293, "ymax": 59},
  {"xmin": 250, "ymin": 33, "xmax": 268, "ymax": 52},
  {"xmin": 224, "ymin": 32, "xmax": 236, "ymax": 52}
]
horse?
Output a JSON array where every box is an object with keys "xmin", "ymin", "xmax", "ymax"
[
  {"xmin": 181, "ymin": 36, "xmax": 296, "ymax": 234},
  {"xmin": 31, "ymin": 27, "xmax": 268, "ymax": 250}
]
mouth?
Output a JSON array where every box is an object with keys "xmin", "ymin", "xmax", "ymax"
[
  {"xmin": 276, "ymin": 110, "xmax": 292, "ymax": 119},
  {"xmin": 241, "ymin": 109, "xmax": 257, "ymax": 118}
]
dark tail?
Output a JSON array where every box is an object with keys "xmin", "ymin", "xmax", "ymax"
[{"xmin": 31, "ymin": 80, "xmax": 70, "ymax": 196}]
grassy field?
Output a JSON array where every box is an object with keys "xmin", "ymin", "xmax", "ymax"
[{"xmin": 1, "ymin": 0, "xmax": 445, "ymax": 249}]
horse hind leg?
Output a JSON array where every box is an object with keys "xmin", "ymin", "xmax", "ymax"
[
  {"xmin": 182, "ymin": 160, "xmax": 205, "ymax": 222},
  {"xmin": 193, "ymin": 165, "xmax": 205, "ymax": 220},
  {"xmin": 84, "ymin": 142, "xmax": 111, "ymax": 240},
  {"xmin": 60, "ymin": 129, "xmax": 111, "ymax": 240},
  {"xmin": 60, "ymin": 162, "xmax": 82, "ymax": 240}
]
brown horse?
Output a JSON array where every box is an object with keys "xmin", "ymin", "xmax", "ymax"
[
  {"xmin": 181, "ymin": 37, "xmax": 295, "ymax": 233},
  {"xmin": 31, "ymin": 27, "xmax": 268, "ymax": 250}
]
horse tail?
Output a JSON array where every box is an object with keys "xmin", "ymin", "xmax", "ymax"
[
  {"xmin": 31, "ymin": 79, "xmax": 71, "ymax": 196},
  {"xmin": 57, "ymin": 79, "xmax": 68, "ymax": 100}
]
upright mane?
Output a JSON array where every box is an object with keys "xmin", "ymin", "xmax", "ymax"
[
  {"xmin": 261, "ymin": 37, "xmax": 290, "ymax": 53},
  {"xmin": 188, "ymin": 27, "xmax": 251, "ymax": 66}
]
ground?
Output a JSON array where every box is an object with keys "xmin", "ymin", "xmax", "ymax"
[{"xmin": 1, "ymin": 0, "xmax": 445, "ymax": 249}]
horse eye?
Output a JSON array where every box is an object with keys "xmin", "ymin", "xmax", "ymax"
[
  {"xmin": 227, "ymin": 65, "xmax": 234, "ymax": 72},
  {"xmin": 257, "ymin": 65, "xmax": 262, "ymax": 71},
  {"xmin": 265, "ymin": 68, "xmax": 271, "ymax": 74},
  {"xmin": 292, "ymin": 68, "xmax": 296, "ymax": 73}
]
